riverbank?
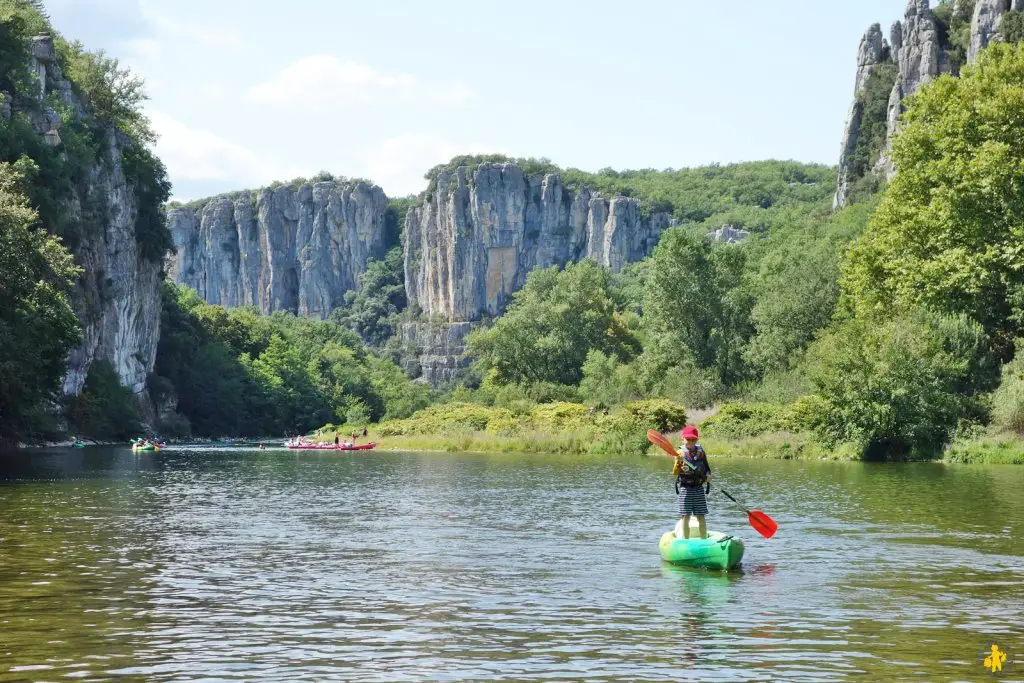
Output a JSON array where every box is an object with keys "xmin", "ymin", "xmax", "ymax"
[
  {"xmin": 344, "ymin": 399, "xmax": 1024, "ymax": 464},
  {"xmin": 349, "ymin": 399, "xmax": 868, "ymax": 462},
  {"xmin": 945, "ymin": 432, "xmax": 1024, "ymax": 464},
  {"xmin": 367, "ymin": 429, "xmax": 860, "ymax": 461},
  {"xmin": 367, "ymin": 429, "xmax": 1024, "ymax": 464}
]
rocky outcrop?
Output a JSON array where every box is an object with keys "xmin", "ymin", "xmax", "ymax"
[
  {"xmin": 62, "ymin": 133, "xmax": 164, "ymax": 404},
  {"xmin": 399, "ymin": 322, "xmax": 473, "ymax": 387},
  {"xmin": 24, "ymin": 36, "xmax": 163, "ymax": 410},
  {"xmin": 896, "ymin": 0, "xmax": 952, "ymax": 95},
  {"xmin": 404, "ymin": 163, "xmax": 671, "ymax": 322},
  {"xmin": 968, "ymin": 0, "xmax": 1004, "ymax": 61},
  {"xmin": 167, "ymin": 181, "xmax": 389, "ymax": 318},
  {"xmin": 968, "ymin": 0, "xmax": 1024, "ymax": 61},
  {"xmin": 834, "ymin": 24, "xmax": 891, "ymax": 208},
  {"xmin": 706, "ymin": 225, "xmax": 750, "ymax": 244},
  {"xmin": 875, "ymin": 0, "xmax": 953, "ymax": 178},
  {"xmin": 836, "ymin": 0, "xmax": 967, "ymax": 206}
]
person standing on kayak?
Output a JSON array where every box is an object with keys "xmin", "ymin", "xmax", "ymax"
[{"xmin": 676, "ymin": 425, "xmax": 712, "ymax": 540}]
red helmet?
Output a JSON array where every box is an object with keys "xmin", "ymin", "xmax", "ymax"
[{"xmin": 680, "ymin": 425, "xmax": 699, "ymax": 439}]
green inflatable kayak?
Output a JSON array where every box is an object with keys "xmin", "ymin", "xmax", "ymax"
[{"xmin": 659, "ymin": 529, "xmax": 745, "ymax": 570}]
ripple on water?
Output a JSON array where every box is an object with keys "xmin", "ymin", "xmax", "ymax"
[{"xmin": 0, "ymin": 448, "xmax": 1021, "ymax": 681}]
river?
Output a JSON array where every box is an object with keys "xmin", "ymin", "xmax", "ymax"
[{"xmin": 0, "ymin": 447, "xmax": 1021, "ymax": 682}]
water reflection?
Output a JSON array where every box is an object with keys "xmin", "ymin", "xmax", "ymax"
[{"xmin": 0, "ymin": 447, "xmax": 1021, "ymax": 681}]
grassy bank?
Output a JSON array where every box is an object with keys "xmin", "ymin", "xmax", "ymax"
[
  {"xmin": 320, "ymin": 423, "xmax": 1024, "ymax": 464},
  {"xmin": 945, "ymin": 432, "xmax": 1024, "ymax": 465},
  {"xmin": 367, "ymin": 429, "xmax": 856, "ymax": 460},
  {"xmin": 314, "ymin": 399, "xmax": 1024, "ymax": 464},
  {"xmin": 314, "ymin": 399, "xmax": 857, "ymax": 461}
]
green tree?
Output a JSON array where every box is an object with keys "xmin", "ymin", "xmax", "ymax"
[
  {"xmin": 641, "ymin": 229, "xmax": 754, "ymax": 387},
  {"xmin": 248, "ymin": 334, "xmax": 335, "ymax": 433},
  {"xmin": 331, "ymin": 247, "xmax": 407, "ymax": 347},
  {"xmin": 467, "ymin": 260, "xmax": 640, "ymax": 385},
  {"xmin": 368, "ymin": 356, "xmax": 435, "ymax": 420},
  {"xmin": 805, "ymin": 308, "xmax": 993, "ymax": 458},
  {"xmin": 66, "ymin": 360, "xmax": 139, "ymax": 440},
  {"xmin": 0, "ymin": 159, "xmax": 81, "ymax": 442},
  {"xmin": 62, "ymin": 42, "xmax": 152, "ymax": 142},
  {"xmin": 841, "ymin": 43, "xmax": 1024, "ymax": 355},
  {"xmin": 1000, "ymin": 10, "xmax": 1024, "ymax": 45},
  {"xmin": 744, "ymin": 245, "xmax": 840, "ymax": 373},
  {"xmin": 579, "ymin": 350, "xmax": 642, "ymax": 407},
  {"xmin": 154, "ymin": 282, "xmax": 431, "ymax": 436},
  {"xmin": 989, "ymin": 342, "xmax": 1024, "ymax": 434}
]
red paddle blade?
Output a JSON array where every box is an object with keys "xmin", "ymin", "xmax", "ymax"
[
  {"xmin": 646, "ymin": 429, "xmax": 678, "ymax": 457},
  {"xmin": 748, "ymin": 510, "xmax": 778, "ymax": 539}
]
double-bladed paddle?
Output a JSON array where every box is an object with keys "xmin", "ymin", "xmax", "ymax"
[{"xmin": 646, "ymin": 428, "xmax": 778, "ymax": 539}]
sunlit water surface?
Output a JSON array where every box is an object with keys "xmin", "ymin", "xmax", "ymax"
[{"xmin": 1, "ymin": 447, "xmax": 1022, "ymax": 682}]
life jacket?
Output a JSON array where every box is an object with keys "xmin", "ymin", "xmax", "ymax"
[{"xmin": 674, "ymin": 445, "xmax": 710, "ymax": 492}]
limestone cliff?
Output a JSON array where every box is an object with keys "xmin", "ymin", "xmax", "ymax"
[
  {"xmin": 968, "ymin": 0, "xmax": 1024, "ymax": 61},
  {"xmin": 62, "ymin": 132, "xmax": 164, "ymax": 404},
  {"xmin": 833, "ymin": 23, "xmax": 891, "ymax": 208},
  {"xmin": 404, "ymin": 163, "xmax": 671, "ymax": 322},
  {"xmin": 835, "ymin": 0, "xmax": 987, "ymax": 207},
  {"xmin": 399, "ymin": 322, "xmax": 473, "ymax": 387},
  {"xmin": 21, "ymin": 36, "xmax": 164, "ymax": 412},
  {"xmin": 876, "ymin": 0, "xmax": 953, "ymax": 178},
  {"xmin": 166, "ymin": 181, "xmax": 389, "ymax": 318}
]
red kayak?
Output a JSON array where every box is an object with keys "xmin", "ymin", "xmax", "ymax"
[{"xmin": 285, "ymin": 442, "xmax": 379, "ymax": 451}]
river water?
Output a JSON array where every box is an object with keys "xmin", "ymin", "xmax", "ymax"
[{"xmin": 0, "ymin": 447, "xmax": 1021, "ymax": 682}]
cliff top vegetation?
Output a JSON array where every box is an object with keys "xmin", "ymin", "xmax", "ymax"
[{"xmin": 421, "ymin": 154, "xmax": 835, "ymax": 224}]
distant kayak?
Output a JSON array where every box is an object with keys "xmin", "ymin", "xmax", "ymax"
[
  {"xmin": 285, "ymin": 442, "xmax": 379, "ymax": 451},
  {"xmin": 659, "ymin": 527, "xmax": 744, "ymax": 571},
  {"xmin": 132, "ymin": 444, "xmax": 159, "ymax": 452}
]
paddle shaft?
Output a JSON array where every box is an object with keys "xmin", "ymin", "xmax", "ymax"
[{"xmin": 717, "ymin": 488, "xmax": 752, "ymax": 515}]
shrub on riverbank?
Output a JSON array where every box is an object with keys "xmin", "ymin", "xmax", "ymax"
[
  {"xmin": 945, "ymin": 433, "xmax": 1024, "ymax": 464},
  {"xmin": 367, "ymin": 398, "xmax": 687, "ymax": 456}
]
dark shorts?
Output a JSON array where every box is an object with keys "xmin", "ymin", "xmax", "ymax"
[{"xmin": 678, "ymin": 485, "xmax": 708, "ymax": 516}]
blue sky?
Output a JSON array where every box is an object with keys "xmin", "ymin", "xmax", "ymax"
[{"xmin": 46, "ymin": 0, "xmax": 907, "ymax": 201}]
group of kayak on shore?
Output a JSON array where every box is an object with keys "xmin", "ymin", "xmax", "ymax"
[{"xmin": 286, "ymin": 427, "xmax": 369, "ymax": 449}]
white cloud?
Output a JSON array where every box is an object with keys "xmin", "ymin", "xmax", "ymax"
[
  {"xmin": 359, "ymin": 133, "xmax": 503, "ymax": 196},
  {"xmin": 113, "ymin": 2, "xmax": 242, "ymax": 81},
  {"xmin": 138, "ymin": 0, "xmax": 244, "ymax": 49},
  {"xmin": 149, "ymin": 111, "xmax": 308, "ymax": 192},
  {"xmin": 120, "ymin": 37, "xmax": 161, "ymax": 61},
  {"xmin": 246, "ymin": 55, "xmax": 471, "ymax": 109}
]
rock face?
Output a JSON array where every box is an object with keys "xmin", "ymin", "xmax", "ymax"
[
  {"xmin": 834, "ymin": 23, "xmax": 891, "ymax": 208},
  {"xmin": 968, "ymin": 0, "xmax": 1024, "ymax": 61},
  {"xmin": 399, "ymin": 322, "xmax": 473, "ymax": 387},
  {"xmin": 896, "ymin": 0, "xmax": 952, "ymax": 95},
  {"xmin": 62, "ymin": 133, "xmax": 164, "ymax": 405},
  {"xmin": 166, "ymin": 181, "xmax": 389, "ymax": 318},
  {"xmin": 404, "ymin": 163, "xmax": 671, "ymax": 322},
  {"xmin": 706, "ymin": 225, "xmax": 750, "ymax": 244},
  {"xmin": 835, "ymin": 0, "xmax": 999, "ymax": 206},
  {"xmin": 23, "ymin": 36, "xmax": 163, "ymax": 414},
  {"xmin": 875, "ymin": 0, "xmax": 954, "ymax": 177}
]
